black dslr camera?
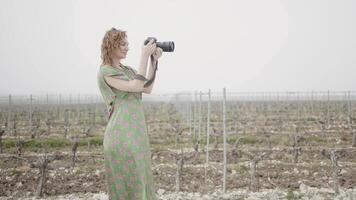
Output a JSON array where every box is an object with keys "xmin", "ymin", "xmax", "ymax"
[{"xmin": 144, "ymin": 37, "xmax": 175, "ymax": 52}]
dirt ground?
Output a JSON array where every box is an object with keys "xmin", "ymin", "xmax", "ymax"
[{"xmin": 0, "ymin": 144, "xmax": 355, "ymax": 199}]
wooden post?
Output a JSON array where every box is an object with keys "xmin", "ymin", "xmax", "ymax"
[
  {"xmin": 348, "ymin": 91, "xmax": 351, "ymax": 130},
  {"xmin": 77, "ymin": 94, "xmax": 80, "ymax": 124},
  {"xmin": 198, "ymin": 91, "xmax": 202, "ymax": 152},
  {"xmin": 189, "ymin": 98, "xmax": 192, "ymax": 144},
  {"xmin": 222, "ymin": 87, "xmax": 227, "ymax": 193},
  {"xmin": 204, "ymin": 89, "xmax": 211, "ymax": 190},
  {"xmin": 330, "ymin": 150, "xmax": 340, "ymax": 194},
  {"xmin": 29, "ymin": 94, "xmax": 33, "ymax": 136},
  {"xmin": 94, "ymin": 96, "xmax": 97, "ymax": 125},
  {"xmin": 8, "ymin": 94, "xmax": 12, "ymax": 135},
  {"xmin": 327, "ymin": 90, "xmax": 330, "ymax": 129},
  {"xmin": 0, "ymin": 128, "xmax": 4, "ymax": 153},
  {"xmin": 297, "ymin": 91, "xmax": 300, "ymax": 131},
  {"xmin": 311, "ymin": 90, "xmax": 314, "ymax": 116},
  {"xmin": 193, "ymin": 90, "xmax": 197, "ymax": 145}
]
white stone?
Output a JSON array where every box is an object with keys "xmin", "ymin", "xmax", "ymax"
[{"xmin": 157, "ymin": 188, "xmax": 165, "ymax": 195}]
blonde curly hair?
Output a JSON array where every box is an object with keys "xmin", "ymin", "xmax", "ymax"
[{"xmin": 100, "ymin": 27, "xmax": 127, "ymax": 67}]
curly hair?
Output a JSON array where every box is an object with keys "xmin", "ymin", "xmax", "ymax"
[{"xmin": 100, "ymin": 27, "xmax": 127, "ymax": 67}]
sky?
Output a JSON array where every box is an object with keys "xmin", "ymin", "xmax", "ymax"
[{"xmin": 0, "ymin": 0, "xmax": 355, "ymax": 96}]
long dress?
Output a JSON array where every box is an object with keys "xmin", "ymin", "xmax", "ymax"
[{"xmin": 97, "ymin": 64, "xmax": 158, "ymax": 200}]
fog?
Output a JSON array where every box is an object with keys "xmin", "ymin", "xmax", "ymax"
[{"xmin": 0, "ymin": 0, "xmax": 355, "ymax": 95}]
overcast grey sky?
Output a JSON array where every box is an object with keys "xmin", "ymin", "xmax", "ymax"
[{"xmin": 0, "ymin": 0, "xmax": 355, "ymax": 96}]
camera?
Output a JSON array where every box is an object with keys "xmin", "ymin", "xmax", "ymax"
[{"xmin": 144, "ymin": 37, "xmax": 175, "ymax": 52}]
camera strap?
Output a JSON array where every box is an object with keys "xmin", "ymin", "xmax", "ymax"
[{"xmin": 143, "ymin": 55, "xmax": 158, "ymax": 88}]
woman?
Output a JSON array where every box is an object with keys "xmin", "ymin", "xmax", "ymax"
[{"xmin": 97, "ymin": 27, "xmax": 162, "ymax": 200}]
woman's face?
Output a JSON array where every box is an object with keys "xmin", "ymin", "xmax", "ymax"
[{"xmin": 113, "ymin": 38, "xmax": 129, "ymax": 60}]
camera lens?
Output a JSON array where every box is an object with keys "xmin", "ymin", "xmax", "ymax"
[
  {"xmin": 157, "ymin": 41, "xmax": 175, "ymax": 52},
  {"xmin": 144, "ymin": 37, "xmax": 175, "ymax": 52}
]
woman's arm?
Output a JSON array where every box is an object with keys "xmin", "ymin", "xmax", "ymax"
[
  {"xmin": 143, "ymin": 47, "xmax": 162, "ymax": 94},
  {"xmin": 104, "ymin": 54, "xmax": 150, "ymax": 93},
  {"xmin": 104, "ymin": 40, "xmax": 156, "ymax": 93},
  {"xmin": 143, "ymin": 59, "xmax": 157, "ymax": 94}
]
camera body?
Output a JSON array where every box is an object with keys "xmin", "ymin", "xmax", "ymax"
[{"xmin": 144, "ymin": 37, "xmax": 175, "ymax": 52}]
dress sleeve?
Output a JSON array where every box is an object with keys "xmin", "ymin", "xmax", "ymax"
[
  {"xmin": 128, "ymin": 66, "xmax": 138, "ymax": 75},
  {"xmin": 97, "ymin": 66, "xmax": 128, "ymax": 119}
]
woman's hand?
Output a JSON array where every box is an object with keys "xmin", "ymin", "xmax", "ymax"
[
  {"xmin": 152, "ymin": 47, "xmax": 163, "ymax": 61},
  {"xmin": 141, "ymin": 39, "xmax": 157, "ymax": 58}
]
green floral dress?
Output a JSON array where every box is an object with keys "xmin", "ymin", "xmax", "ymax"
[{"xmin": 97, "ymin": 64, "xmax": 158, "ymax": 200}]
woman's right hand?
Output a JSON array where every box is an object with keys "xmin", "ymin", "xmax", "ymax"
[{"xmin": 141, "ymin": 39, "xmax": 157, "ymax": 58}]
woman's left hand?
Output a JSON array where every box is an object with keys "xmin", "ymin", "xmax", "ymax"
[{"xmin": 152, "ymin": 47, "xmax": 163, "ymax": 61}]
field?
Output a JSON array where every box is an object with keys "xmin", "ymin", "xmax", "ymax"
[{"xmin": 0, "ymin": 91, "xmax": 355, "ymax": 200}]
